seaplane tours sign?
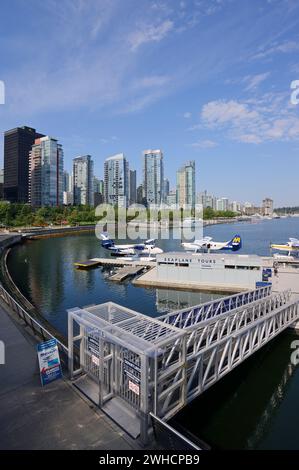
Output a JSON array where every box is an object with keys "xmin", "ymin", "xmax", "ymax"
[{"xmin": 37, "ymin": 339, "xmax": 62, "ymax": 386}]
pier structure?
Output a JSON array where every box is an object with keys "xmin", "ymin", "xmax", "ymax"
[{"xmin": 68, "ymin": 284, "xmax": 299, "ymax": 445}]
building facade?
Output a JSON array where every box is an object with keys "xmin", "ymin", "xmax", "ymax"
[
  {"xmin": 29, "ymin": 136, "xmax": 64, "ymax": 207},
  {"xmin": 104, "ymin": 153, "xmax": 129, "ymax": 208},
  {"xmin": 176, "ymin": 160, "xmax": 196, "ymax": 208},
  {"xmin": 4, "ymin": 126, "xmax": 44, "ymax": 203},
  {"xmin": 129, "ymin": 169, "xmax": 137, "ymax": 205},
  {"xmin": 262, "ymin": 198, "xmax": 274, "ymax": 217},
  {"xmin": 73, "ymin": 155, "xmax": 94, "ymax": 206},
  {"xmin": 143, "ymin": 149, "xmax": 163, "ymax": 206}
]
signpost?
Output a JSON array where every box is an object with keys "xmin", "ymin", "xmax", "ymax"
[{"xmin": 37, "ymin": 339, "xmax": 62, "ymax": 386}]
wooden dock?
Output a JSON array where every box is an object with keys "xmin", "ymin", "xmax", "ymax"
[{"xmin": 109, "ymin": 266, "xmax": 145, "ymax": 282}]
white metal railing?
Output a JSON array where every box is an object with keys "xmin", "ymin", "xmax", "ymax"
[{"xmin": 0, "ymin": 282, "xmax": 68, "ymax": 356}]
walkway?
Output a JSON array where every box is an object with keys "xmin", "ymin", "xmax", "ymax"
[{"xmin": 0, "ymin": 302, "xmax": 137, "ymax": 450}]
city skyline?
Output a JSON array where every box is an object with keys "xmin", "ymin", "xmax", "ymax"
[{"xmin": 0, "ymin": 1, "xmax": 299, "ymax": 205}]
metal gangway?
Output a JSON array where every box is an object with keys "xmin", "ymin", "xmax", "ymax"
[{"xmin": 67, "ymin": 285, "xmax": 299, "ymax": 444}]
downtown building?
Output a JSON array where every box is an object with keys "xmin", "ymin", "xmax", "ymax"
[
  {"xmin": 143, "ymin": 149, "xmax": 164, "ymax": 207},
  {"xmin": 4, "ymin": 126, "xmax": 44, "ymax": 202},
  {"xmin": 28, "ymin": 136, "xmax": 64, "ymax": 207},
  {"xmin": 104, "ymin": 153, "xmax": 129, "ymax": 208},
  {"xmin": 73, "ymin": 155, "xmax": 94, "ymax": 206},
  {"xmin": 129, "ymin": 169, "xmax": 137, "ymax": 205},
  {"xmin": 176, "ymin": 160, "xmax": 196, "ymax": 208}
]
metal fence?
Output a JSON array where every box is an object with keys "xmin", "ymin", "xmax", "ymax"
[{"xmin": 0, "ymin": 282, "xmax": 68, "ymax": 364}]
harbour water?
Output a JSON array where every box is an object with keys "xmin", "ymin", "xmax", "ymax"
[{"xmin": 6, "ymin": 217, "xmax": 299, "ymax": 449}]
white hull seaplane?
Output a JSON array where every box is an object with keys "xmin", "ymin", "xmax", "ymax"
[
  {"xmin": 100, "ymin": 233, "xmax": 163, "ymax": 257},
  {"xmin": 181, "ymin": 234, "xmax": 242, "ymax": 253}
]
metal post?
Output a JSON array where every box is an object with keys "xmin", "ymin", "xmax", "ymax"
[
  {"xmin": 140, "ymin": 354, "xmax": 149, "ymax": 446},
  {"xmin": 68, "ymin": 313, "xmax": 74, "ymax": 379}
]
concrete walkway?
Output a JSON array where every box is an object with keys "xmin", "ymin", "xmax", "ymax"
[{"xmin": 0, "ymin": 302, "xmax": 137, "ymax": 450}]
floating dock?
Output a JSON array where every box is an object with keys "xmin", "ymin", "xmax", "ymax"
[
  {"xmin": 74, "ymin": 260, "xmax": 102, "ymax": 269},
  {"xmin": 74, "ymin": 257, "xmax": 155, "ymax": 269},
  {"xmin": 109, "ymin": 265, "xmax": 145, "ymax": 282}
]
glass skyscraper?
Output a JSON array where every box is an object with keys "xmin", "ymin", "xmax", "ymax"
[
  {"xmin": 176, "ymin": 160, "xmax": 196, "ymax": 208},
  {"xmin": 73, "ymin": 155, "xmax": 94, "ymax": 206},
  {"xmin": 143, "ymin": 149, "xmax": 164, "ymax": 207},
  {"xmin": 104, "ymin": 153, "xmax": 129, "ymax": 208},
  {"xmin": 29, "ymin": 136, "xmax": 64, "ymax": 207}
]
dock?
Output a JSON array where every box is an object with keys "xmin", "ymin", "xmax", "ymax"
[
  {"xmin": 74, "ymin": 260, "xmax": 101, "ymax": 269},
  {"xmin": 109, "ymin": 265, "xmax": 145, "ymax": 282},
  {"xmin": 74, "ymin": 257, "xmax": 156, "ymax": 269}
]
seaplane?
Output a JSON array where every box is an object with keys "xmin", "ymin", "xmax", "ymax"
[
  {"xmin": 100, "ymin": 233, "xmax": 163, "ymax": 257},
  {"xmin": 271, "ymin": 238, "xmax": 299, "ymax": 257},
  {"xmin": 181, "ymin": 234, "xmax": 242, "ymax": 253}
]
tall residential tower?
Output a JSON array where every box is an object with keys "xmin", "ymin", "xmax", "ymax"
[
  {"xmin": 176, "ymin": 160, "xmax": 196, "ymax": 208},
  {"xmin": 143, "ymin": 149, "xmax": 163, "ymax": 206},
  {"xmin": 104, "ymin": 153, "xmax": 129, "ymax": 208},
  {"xmin": 29, "ymin": 136, "xmax": 64, "ymax": 207},
  {"xmin": 73, "ymin": 155, "xmax": 94, "ymax": 206}
]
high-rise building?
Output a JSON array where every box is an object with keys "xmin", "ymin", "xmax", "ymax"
[
  {"xmin": 143, "ymin": 149, "xmax": 163, "ymax": 206},
  {"xmin": 129, "ymin": 169, "xmax": 137, "ymax": 205},
  {"xmin": 29, "ymin": 136, "xmax": 64, "ymax": 207},
  {"xmin": 0, "ymin": 169, "xmax": 3, "ymax": 199},
  {"xmin": 4, "ymin": 126, "xmax": 44, "ymax": 202},
  {"xmin": 166, "ymin": 190, "xmax": 177, "ymax": 207},
  {"xmin": 136, "ymin": 184, "xmax": 144, "ymax": 205},
  {"xmin": 94, "ymin": 177, "xmax": 104, "ymax": 207},
  {"xmin": 104, "ymin": 153, "xmax": 129, "ymax": 208},
  {"xmin": 176, "ymin": 161, "xmax": 196, "ymax": 208},
  {"xmin": 63, "ymin": 171, "xmax": 70, "ymax": 192},
  {"xmin": 216, "ymin": 197, "xmax": 229, "ymax": 212},
  {"xmin": 262, "ymin": 197, "xmax": 274, "ymax": 217},
  {"xmin": 163, "ymin": 178, "xmax": 170, "ymax": 203},
  {"xmin": 73, "ymin": 155, "xmax": 94, "ymax": 206}
]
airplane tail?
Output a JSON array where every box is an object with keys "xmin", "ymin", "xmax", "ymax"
[
  {"xmin": 226, "ymin": 234, "xmax": 242, "ymax": 251},
  {"xmin": 100, "ymin": 233, "xmax": 115, "ymax": 249}
]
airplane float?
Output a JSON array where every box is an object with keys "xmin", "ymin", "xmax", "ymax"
[{"xmin": 271, "ymin": 238, "xmax": 299, "ymax": 256}]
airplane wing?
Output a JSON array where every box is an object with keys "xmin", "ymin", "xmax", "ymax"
[{"xmin": 193, "ymin": 236, "xmax": 213, "ymax": 247}]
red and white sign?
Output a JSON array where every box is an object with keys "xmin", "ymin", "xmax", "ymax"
[{"xmin": 129, "ymin": 380, "xmax": 140, "ymax": 395}]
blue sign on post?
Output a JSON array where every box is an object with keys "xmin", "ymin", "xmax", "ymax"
[{"xmin": 37, "ymin": 339, "xmax": 62, "ymax": 386}]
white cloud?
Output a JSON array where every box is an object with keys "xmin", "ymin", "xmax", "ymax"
[
  {"xmin": 200, "ymin": 96, "xmax": 299, "ymax": 144},
  {"xmin": 190, "ymin": 139, "xmax": 218, "ymax": 148},
  {"xmin": 183, "ymin": 111, "xmax": 192, "ymax": 118},
  {"xmin": 128, "ymin": 19, "xmax": 174, "ymax": 51},
  {"xmin": 243, "ymin": 72, "xmax": 270, "ymax": 91},
  {"xmin": 252, "ymin": 40, "xmax": 299, "ymax": 60}
]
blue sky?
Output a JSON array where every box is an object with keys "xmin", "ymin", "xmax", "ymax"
[{"xmin": 0, "ymin": 0, "xmax": 299, "ymax": 206}]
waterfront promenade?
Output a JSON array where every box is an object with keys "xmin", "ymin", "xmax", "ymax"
[{"xmin": 0, "ymin": 301, "xmax": 137, "ymax": 450}]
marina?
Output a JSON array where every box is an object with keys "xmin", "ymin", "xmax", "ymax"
[{"xmin": 4, "ymin": 217, "xmax": 299, "ymax": 449}]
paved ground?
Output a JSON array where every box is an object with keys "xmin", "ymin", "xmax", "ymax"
[{"xmin": 0, "ymin": 302, "xmax": 137, "ymax": 450}]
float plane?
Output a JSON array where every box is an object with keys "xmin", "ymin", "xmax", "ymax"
[
  {"xmin": 100, "ymin": 233, "xmax": 163, "ymax": 256},
  {"xmin": 181, "ymin": 234, "xmax": 242, "ymax": 253},
  {"xmin": 271, "ymin": 238, "xmax": 299, "ymax": 256}
]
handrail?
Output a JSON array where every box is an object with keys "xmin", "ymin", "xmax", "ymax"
[{"xmin": 0, "ymin": 282, "xmax": 68, "ymax": 354}]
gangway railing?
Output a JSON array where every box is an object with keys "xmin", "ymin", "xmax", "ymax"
[
  {"xmin": 67, "ymin": 286, "xmax": 299, "ymax": 445},
  {"xmin": 158, "ymin": 285, "xmax": 272, "ymax": 328}
]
